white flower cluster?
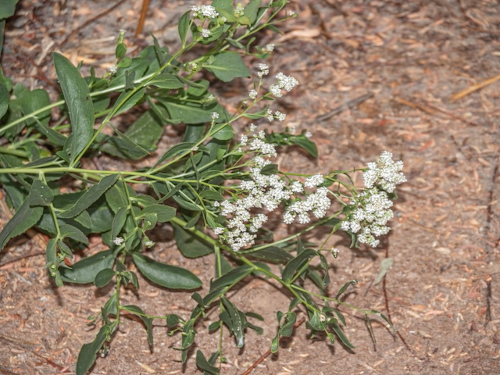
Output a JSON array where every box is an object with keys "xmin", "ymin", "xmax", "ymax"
[
  {"xmin": 263, "ymin": 44, "xmax": 275, "ymax": 52},
  {"xmin": 363, "ymin": 151, "xmax": 406, "ymax": 193},
  {"xmin": 215, "ymin": 130, "xmax": 331, "ymax": 251},
  {"xmin": 234, "ymin": 3, "xmax": 245, "ymax": 17},
  {"xmin": 341, "ymin": 152, "xmax": 406, "ymax": 247},
  {"xmin": 191, "ymin": 5, "xmax": 218, "ymax": 19},
  {"xmin": 269, "ymin": 72, "xmax": 299, "ymax": 98}
]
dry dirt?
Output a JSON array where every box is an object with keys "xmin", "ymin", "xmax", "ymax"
[{"xmin": 1, "ymin": 0, "xmax": 500, "ymax": 374}]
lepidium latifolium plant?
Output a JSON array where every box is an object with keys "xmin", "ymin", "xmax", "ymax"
[{"xmin": 0, "ymin": 0, "xmax": 406, "ymax": 373}]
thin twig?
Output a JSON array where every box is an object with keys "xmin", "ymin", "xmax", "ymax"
[
  {"xmin": 382, "ymin": 247, "xmax": 412, "ymax": 352},
  {"xmin": 136, "ymin": 0, "xmax": 151, "ymax": 37},
  {"xmin": 241, "ymin": 318, "xmax": 306, "ymax": 375},
  {"xmin": 315, "ymin": 93, "xmax": 374, "ymax": 123},
  {"xmin": 393, "ymin": 96, "xmax": 478, "ymax": 127}
]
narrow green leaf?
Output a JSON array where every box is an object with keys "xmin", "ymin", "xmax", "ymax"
[
  {"xmin": 149, "ymin": 73, "xmax": 185, "ymax": 89},
  {"xmin": 281, "ymin": 248, "xmax": 316, "ymax": 284},
  {"xmin": 173, "ymin": 223, "xmax": 213, "ymax": 258},
  {"xmin": 28, "ymin": 179, "xmax": 54, "ymax": 207},
  {"xmin": 111, "ymin": 88, "xmax": 145, "ymax": 116},
  {"xmin": 53, "ymin": 52, "xmax": 94, "ymax": 163},
  {"xmin": 221, "ymin": 297, "xmax": 246, "ymax": 348},
  {"xmin": 122, "ymin": 305, "xmax": 154, "ymax": 346},
  {"xmin": 212, "ymin": 0, "xmax": 233, "ymax": 13},
  {"xmin": 290, "ymin": 136, "xmax": 318, "ymax": 158},
  {"xmin": 335, "ymin": 280, "xmax": 357, "ymax": 299},
  {"xmin": 59, "ymin": 223, "xmax": 89, "ymax": 245},
  {"xmin": 132, "ymin": 252, "xmax": 202, "ymax": 289},
  {"xmin": 204, "ymin": 52, "xmax": 251, "ymax": 82},
  {"xmin": 94, "ymin": 268, "xmax": 115, "ymax": 288},
  {"xmin": 60, "ymin": 250, "xmax": 115, "ymax": 284},
  {"xmin": 137, "ymin": 204, "xmax": 176, "ymax": 223},
  {"xmin": 280, "ymin": 312, "xmax": 296, "ymax": 337},
  {"xmin": 271, "ymin": 332, "xmax": 280, "ymax": 353},
  {"xmin": 0, "ymin": 199, "xmax": 43, "ymax": 250},
  {"xmin": 59, "ymin": 174, "xmax": 119, "ymax": 218},
  {"xmin": 330, "ymin": 320, "xmax": 355, "ymax": 349},
  {"xmin": 196, "ymin": 350, "xmax": 219, "ymax": 375},
  {"xmin": 210, "ymin": 265, "xmax": 253, "ymax": 292},
  {"xmin": 111, "ymin": 207, "xmax": 128, "ymax": 239},
  {"xmin": 199, "ymin": 190, "xmax": 224, "ymax": 201},
  {"xmin": 153, "ymin": 142, "xmax": 196, "ymax": 167},
  {"xmin": 0, "ymin": 82, "xmax": 9, "ymax": 119},
  {"xmin": 178, "ymin": 11, "xmax": 191, "ymax": 45},
  {"xmin": 249, "ymin": 246, "xmax": 293, "ymax": 263},
  {"xmin": 76, "ymin": 325, "xmax": 109, "ymax": 375}
]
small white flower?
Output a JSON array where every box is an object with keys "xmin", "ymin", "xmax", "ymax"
[
  {"xmin": 109, "ymin": 65, "xmax": 117, "ymax": 74},
  {"xmin": 212, "ymin": 112, "xmax": 219, "ymax": 120},
  {"xmin": 191, "ymin": 146, "xmax": 199, "ymax": 152},
  {"xmin": 288, "ymin": 10, "xmax": 296, "ymax": 16},
  {"xmin": 270, "ymin": 84, "xmax": 282, "ymax": 97},
  {"xmin": 305, "ymin": 131, "xmax": 312, "ymax": 138},
  {"xmin": 201, "ymin": 28, "xmax": 211, "ymax": 38},
  {"xmin": 145, "ymin": 240, "xmax": 155, "ymax": 248},
  {"xmin": 214, "ymin": 227, "xmax": 225, "ymax": 235},
  {"xmin": 275, "ymin": 111, "xmax": 286, "ymax": 121},
  {"xmin": 113, "ymin": 237, "xmax": 124, "ymax": 245},
  {"xmin": 249, "ymin": 89, "xmax": 258, "ymax": 99},
  {"xmin": 263, "ymin": 43, "xmax": 275, "ymax": 52},
  {"xmin": 249, "ymin": 123, "xmax": 257, "ymax": 132},
  {"xmin": 305, "ymin": 174, "xmax": 324, "ymax": 188}
]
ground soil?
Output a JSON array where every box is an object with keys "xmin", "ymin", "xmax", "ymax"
[{"xmin": 1, "ymin": 0, "xmax": 500, "ymax": 374}]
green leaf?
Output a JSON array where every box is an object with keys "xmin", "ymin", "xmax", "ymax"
[
  {"xmin": 244, "ymin": 0, "xmax": 262, "ymax": 24},
  {"xmin": 167, "ymin": 314, "xmax": 181, "ymax": 328},
  {"xmin": 281, "ymin": 248, "xmax": 316, "ymax": 284},
  {"xmin": 149, "ymin": 73, "xmax": 185, "ymax": 89},
  {"xmin": 0, "ymin": 0, "xmax": 18, "ymax": 19},
  {"xmin": 199, "ymin": 190, "xmax": 224, "ymax": 201},
  {"xmin": 173, "ymin": 223, "xmax": 213, "ymax": 258},
  {"xmin": 76, "ymin": 325, "xmax": 109, "ymax": 375},
  {"xmin": 53, "ymin": 52, "xmax": 94, "ymax": 163},
  {"xmin": 0, "ymin": 199, "xmax": 43, "ymax": 250},
  {"xmin": 249, "ymin": 247, "xmax": 292, "ymax": 263},
  {"xmin": 115, "ymin": 43, "xmax": 127, "ymax": 58},
  {"xmin": 210, "ymin": 265, "xmax": 254, "ymax": 291},
  {"xmin": 59, "ymin": 174, "xmax": 119, "ymax": 218},
  {"xmin": 212, "ymin": 124, "xmax": 234, "ymax": 141},
  {"xmin": 60, "ymin": 250, "xmax": 115, "ymax": 284},
  {"xmin": 290, "ymin": 136, "xmax": 318, "ymax": 158},
  {"xmin": 330, "ymin": 320, "xmax": 355, "ymax": 349},
  {"xmin": 196, "ymin": 350, "xmax": 219, "ymax": 375},
  {"xmin": 335, "ymin": 280, "xmax": 357, "ymax": 299},
  {"xmin": 204, "ymin": 52, "xmax": 251, "ymax": 82},
  {"xmin": 59, "ymin": 223, "xmax": 89, "ymax": 244},
  {"xmin": 280, "ymin": 312, "xmax": 296, "ymax": 337},
  {"xmin": 94, "ymin": 268, "xmax": 115, "ymax": 288},
  {"xmin": 105, "ymin": 183, "xmax": 128, "ymax": 213},
  {"xmin": 28, "ymin": 179, "xmax": 54, "ymax": 207},
  {"xmin": 132, "ymin": 252, "xmax": 202, "ymax": 289},
  {"xmin": 19, "ymin": 89, "xmax": 51, "ymax": 127},
  {"xmin": 212, "ymin": 0, "xmax": 233, "ymax": 13},
  {"xmin": 178, "ymin": 11, "xmax": 191, "ymax": 45},
  {"xmin": 0, "ymin": 82, "xmax": 9, "ymax": 119},
  {"xmin": 221, "ymin": 297, "xmax": 246, "ymax": 348},
  {"xmin": 122, "ymin": 305, "xmax": 154, "ymax": 346},
  {"xmin": 137, "ymin": 204, "xmax": 176, "ymax": 223},
  {"xmin": 111, "ymin": 207, "xmax": 128, "ymax": 239},
  {"xmin": 111, "ymin": 88, "xmax": 145, "ymax": 116},
  {"xmin": 160, "ymin": 97, "xmax": 224, "ymax": 124}
]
